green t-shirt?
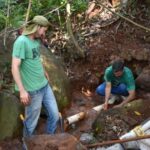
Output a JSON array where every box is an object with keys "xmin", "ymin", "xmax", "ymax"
[
  {"xmin": 12, "ymin": 35, "xmax": 48, "ymax": 92},
  {"xmin": 104, "ymin": 66, "xmax": 135, "ymax": 91}
]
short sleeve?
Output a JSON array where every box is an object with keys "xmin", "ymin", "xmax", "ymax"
[
  {"xmin": 126, "ymin": 72, "xmax": 135, "ymax": 91},
  {"xmin": 12, "ymin": 38, "xmax": 26, "ymax": 59},
  {"xmin": 104, "ymin": 68, "xmax": 112, "ymax": 82}
]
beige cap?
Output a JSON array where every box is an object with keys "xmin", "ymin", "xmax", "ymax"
[{"xmin": 22, "ymin": 15, "xmax": 50, "ymax": 35}]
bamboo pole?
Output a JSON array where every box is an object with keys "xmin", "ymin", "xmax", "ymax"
[
  {"xmin": 86, "ymin": 134, "xmax": 150, "ymax": 148},
  {"xmin": 25, "ymin": 0, "xmax": 32, "ymax": 23}
]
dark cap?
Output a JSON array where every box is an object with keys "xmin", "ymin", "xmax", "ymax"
[{"xmin": 112, "ymin": 59, "xmax": 124, "ymax": 73}]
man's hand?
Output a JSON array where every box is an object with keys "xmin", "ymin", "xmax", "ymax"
[
  {"xmin": 45, "ymin": 71, "xmax": 49, "ymax": 81},
  {"xmin": 20, "ymin": 90, "xmax": 30, "ymax": 106},
  {"xmin": 103, "ymin": 102, "xmax": 108, "ymax": 110},
  {"xmin": 113, "ymin": 90, "xmax": 135, "ymax": 108},
  {"xmin": 113, "ymin": 103, "xmax": 123, "ymax": 108}
]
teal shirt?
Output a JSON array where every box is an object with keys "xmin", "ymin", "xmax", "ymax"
[
  {"xmin": 12, "ymin": 35, "xmax": 48, "ymax": 92},
  {"xmin": 104, "ymin": 66, "xmax": 135, "ymax": 91}
]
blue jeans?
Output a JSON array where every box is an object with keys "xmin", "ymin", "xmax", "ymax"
[
  {"xmin": 23, "ymin": 83, "xmax": 59, "ymax": 137},
  {"xmin": 96, "ymin": 82, "xmax": 129, "ymax": 96}
]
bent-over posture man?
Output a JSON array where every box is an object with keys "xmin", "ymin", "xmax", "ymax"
[
  {"xmin": 96, "ymin": 59, "xmax": 136, "ymax": 110},
  {"xmin": 12, "ymin": 16, "xmax": 59, "ymax": 137}
]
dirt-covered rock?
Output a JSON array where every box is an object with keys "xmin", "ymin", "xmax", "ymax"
[
  {"xmin": 0, "ymin": 30, "xmax": 71, "ymax": 111},
  {"xmin": 92, "ymin": 99, "xmax": 150, "ymax": 141},
  {"xmin": 25, "ymin": 133, "xmax": 87, "ymax": 150},
  {"xmin": 41, "ymin": 45, "xmax": 71, "ymax": 111},
  {"xmin": 0, "ymin": 92, "xmax": 23, "ymax": 140},
  {"xmin": 136, "ymin": 66, "xmax": 150, "ymax": 92}
]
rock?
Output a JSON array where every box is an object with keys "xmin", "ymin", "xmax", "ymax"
[
  {"xmin": 136, "ymin": 67, "xmax": 150, "ymax": 92},
  {"xmin": 92, "ymin": 99, "xmax": 150, "ymax": 141},
  {"xmin": 0, "ymin": 28, "xmax": 17, "ymax": 53},
  {"xmin": 25, "ymin": 133, "xmax": 87, "ymax": 150},
  {"xmin": 121, "ymin": 48, "xmax": 150, "ymax": 61},
  {"xmin": 41, "ymin": 45, "xmax": 71, "ymax": 111},
  {"xmin": 0, "ymin": 139, "xmax": 22, "ymax": 150},
  {"xmin": 0, "ymin": 30, "xmax": 71, "ymax": 111},
  {"xmin": 80, "ymin": 133, "xmax": 96, "ymax": 144},
  {"xmin": 0, "ymin": 29, "xmax": 71, "ymax": 141},
  {"xmin": 0, "ymin": 92, "xmax": 23, "ymax": 140}
]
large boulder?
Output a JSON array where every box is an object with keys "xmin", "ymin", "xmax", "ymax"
[
  {"xmin": 41, "ymin": 46, "xmax": 70, "ymax": 111},
  {"xmin": 0, "ymin": 30, "xmax": 71, "ymax": 140},
  {"xmin": 24, "ymin": 133, "xmax": 87, "ymax": 150},
  {"xmin": 0, "ymin": 92, "xmax": 23, "ymax": 140},
  {"xmin": 136, "ymin": 67, "xmax": 150, "ymax": 92},
  {"xmin": 92, "ymin": 99, "xmax": 150, "ymax": 141},
  {"xmin": 0, "ymin": 30, "xmax": 71, "ymax": 111},
  {"xmin": 120, "ymin": 47, "xmax": 150, "ymax": 62}
]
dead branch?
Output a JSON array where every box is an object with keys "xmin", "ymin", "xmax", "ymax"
[
  {"xmin": 66, "ymin": 3, "xmax": 85, "ymax": 58},
  {"xmin": 86, "ymin": 134, "xmax": 150, "ymax": 148}
]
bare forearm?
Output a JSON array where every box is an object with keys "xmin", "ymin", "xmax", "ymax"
[
  {"xmin": 12, "ymin": 57, "xmax": 30, "ymax": 105},
  {"xmin": 122, "ymin": 92, "xmax": 135, "ymax": 105},
  {"xmin": 12, "ymin": 66, "xmax": 25, "ymax": 91},
  {"xmin": 103, "ymin": 82, "xmax": 111, "ymax": 110},
  {"xmin": 105, "ymin": 86, "xmax": 111, "ymax": 103}
]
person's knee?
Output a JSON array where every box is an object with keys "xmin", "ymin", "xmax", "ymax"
[
  {"xmin": 118, "ymin": 84, "xmax": 128, "ymax": 96},
  {"xmin": 119, "ymin": 84, "xmax": 127, "ymax": 91},
  {"xmin": 96, "ymin": 84, "xmax": 105, "ymax": 96}
]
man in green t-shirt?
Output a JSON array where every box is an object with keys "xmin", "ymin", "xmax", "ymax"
[
  {"xmin": 96, "ymin": 59, "xmax": 136, "ymax": 110},
  {"xmin": 12, "ymin": 16, "xmax": 59, "ymax": 137}
]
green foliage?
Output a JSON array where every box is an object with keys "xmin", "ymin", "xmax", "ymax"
[
  {"xmin": 0, "ymin": 0, "xmax": 5, "ymax": 8},
  {"xmin": 71, "ymin": 0, "xmax": 88, "ymax": 13},
  {"xmin": 0, "ymin": 10, "xmax": 6, "ymax": 30},
  {"xmin": 0, "ymin": 0, "xmax": 17, "ymax": 6},
  {"xmin": 0, "ymin": 0, "xmax": 88, "ymax": 31}
]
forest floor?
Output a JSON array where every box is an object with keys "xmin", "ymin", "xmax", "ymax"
[{"xmin": 0, "ymin": 1, "xmax": 150, "ymax": 150}]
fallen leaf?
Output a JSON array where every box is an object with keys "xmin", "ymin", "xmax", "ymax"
[{"xmin": 134, "ymin": 111, "xmax": 141, "ymax": 116}]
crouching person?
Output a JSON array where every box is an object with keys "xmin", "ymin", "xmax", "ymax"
[{"xmin": 96, "ymin": 59, "xmax": 136, "ymax": 110}]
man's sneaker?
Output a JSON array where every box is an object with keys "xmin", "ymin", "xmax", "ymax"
[
  {"xmin": 121, "ymin": 96, "xmax": 127, "ymax": 100},
  {"xmin": 108, "ymin": 94, "xmax": 120, "ymax": 104}
]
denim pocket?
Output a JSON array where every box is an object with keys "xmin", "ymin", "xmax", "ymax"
[{"xmin": 28, "ymin": 90, "xmax": 38, "ymax": 96}]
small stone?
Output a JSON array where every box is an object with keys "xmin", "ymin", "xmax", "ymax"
[{"xmin": 80, "ymin": 133, "xmax": 95, "ymax": 144}]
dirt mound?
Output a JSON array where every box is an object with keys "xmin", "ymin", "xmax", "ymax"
[{"xmin": 25, "ymin": 133, "xmax": 86, "ymax": 150}]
